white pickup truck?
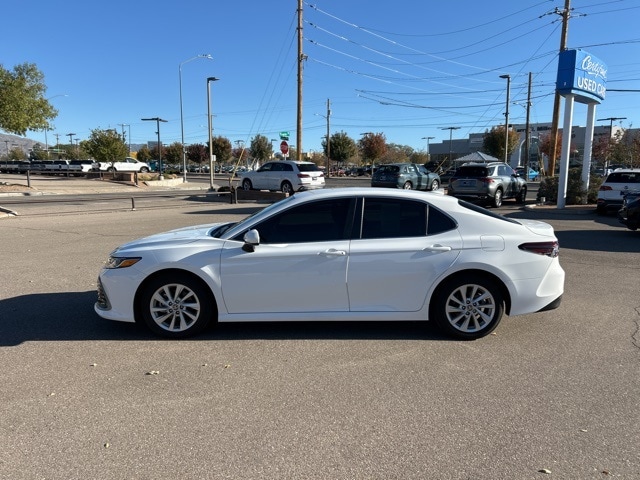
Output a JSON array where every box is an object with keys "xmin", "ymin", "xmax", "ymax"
[{"xmin": 93, "ymin": 157, "xmax": 150, "ymax": 173}]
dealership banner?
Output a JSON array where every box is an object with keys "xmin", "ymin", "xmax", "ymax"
[{"xmin": 556, "ymin": 49, "xmax": 607, "ymax": 104}]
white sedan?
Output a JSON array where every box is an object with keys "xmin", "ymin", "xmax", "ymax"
[{"xmin": 95, "ymin": 188, "xmax": 564, "ymax": 340}]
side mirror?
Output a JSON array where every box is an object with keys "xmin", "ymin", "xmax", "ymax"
[{"xmin": 242, "ymin": 229, "xmax": 260, "ymax": 252}]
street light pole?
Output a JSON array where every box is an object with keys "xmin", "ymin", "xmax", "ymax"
[
  {"xmin": 207, "ymin": 77, "xmax": 219, "ymax": 190},
  {"xmin": 440, "ymin": 127, "xmax": 460, "ymax": 165},
  {"xmin": 499, "ymin": 74, "xmax": 511, "ymax": 164},
  {"xmin": 66, "ymin": 133, "xmax": 75, "ymax": 157},
  {"xmin": 422, "ymin": 136, "xmax": 435, "ymax": 162},
  {"xmin": 141, "ymin": 117, "xmax": 168, "ymax": 180},
  {"xmin": 180, "ymin": 54, "xmax": 213, "ymax": 183}
]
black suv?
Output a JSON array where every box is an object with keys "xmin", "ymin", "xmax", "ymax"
[{"xmin": 447, "ymin": 162, "xmax": 528, "ymax": 207}]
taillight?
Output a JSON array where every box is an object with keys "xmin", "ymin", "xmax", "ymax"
[
  {"xmin": 599, "ymin": 185, "xmax": 612, "ymax": 191},
  {"xmin": 519, "ymin": 241, "xmax": 559, "ymax": 257},
  {"xmin": 298, "ymin": 173, "xmax": 310, "ymax": 178},
  {"xmin": 481, "ymin": 177, "xmax": 495, "ymax": 184}
]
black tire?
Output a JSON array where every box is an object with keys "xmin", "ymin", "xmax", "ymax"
[
  {"xmin": 515, "ymin": 186, "xmax": 527, "ymax": 204},
  {"xmin": 107, "ymin": 167, "xmax": 115, "ymax": 173},
  {"xmin": 431, "ymin": 276, "xmax": 504, "ymax": 340},
  {"xmin": 281, "ymin": 181, "xmax": 294, "ymax": 195},
  {"xmin": 403, "ymin": 181, "xmax": 413, "ymax": 190},
  {"xmin": 492, "ymin": 189, "xmax": 503, "ymax": 208},
  {"xmin": 430, "ymin": 179, "xmax": 440, "ymax": 191},
  {"xmin": 138, "ymin": 272, "xmax": 215, "ymax": 338},
  {"xmin": 242, "ymin": 179, "xmax": 252, "ymax": 191},
  {"xmin": 140, "ymin": 167, "xmax": 149, "ymax": 173}
]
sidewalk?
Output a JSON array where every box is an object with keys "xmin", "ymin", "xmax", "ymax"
[{"xmin": 0, "ymin": 173, "xmax": 215, "ymax": 196}]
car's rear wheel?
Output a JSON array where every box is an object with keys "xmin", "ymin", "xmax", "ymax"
[
  {"xmin": 431, "ymin": 276, "xmax": 504, "ymax": 340},
  {"xmin": 107, "ymin": 167, "xmax": 115, "ymax": 173},
  {"xmin": 516, "ymin": 186, "xmax": 527, "ymax": 204},
  {"xmin": 430, "ymin": 179, "xmax": 440, "ymax": 191},
  {"xmin": 242, "ymin": 179, "xmax": 252, "ymax": 190},
  {"xmin": 281, "ymin": 181, "xmax": 294, "ymax": 195},
  {"xmin": 492, "ymin": 189, "xmax": 503, "ymax": 208},
  {"xmin": 403, "ymin": 181, "xmax": 413, "ymax": 190},
  {"xmin": 138, "ymin": 272, "xmax": 215, "ymax": 338}
]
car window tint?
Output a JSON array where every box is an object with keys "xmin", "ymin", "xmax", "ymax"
[
  {"xmin": 283, "ymin": 164, "xmax": 294, "ymax": 171},
  {"xmin": 427, "ymin": 205, "xmax": 457, "ymax": 235},
  {"xmin": 259, "ymin": 163, "xmax": 273, "ymax": 172},
  {"xmin": 297, "ymin": 163, "xmax": 320, "ymax": 172},
  {"xmin": 271, "ymin": 163, "xmax": 283, "ymax": 172},
  {"xmin": 254, "ymin": 198, "xmax": 353, "ymax": 244},
  {"xmin": 361, "ymin": 198, "xmax": 426, "ymax": 239},
  {"xmin": 458, "ymin": 166, "xmax": 487, "ymax": 177},
  {"xmin": 607, "ymin": 172, "xmax": 640, "ymax": 183}
]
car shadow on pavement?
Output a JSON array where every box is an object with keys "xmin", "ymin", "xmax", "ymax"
[{"xmin": 0, "ymin": 291, "xmax": 450, "ymax": 346}]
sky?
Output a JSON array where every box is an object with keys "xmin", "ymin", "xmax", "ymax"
[{"xmin": 2, "ymin": 0, "xmax": 640, "ymax": 155}]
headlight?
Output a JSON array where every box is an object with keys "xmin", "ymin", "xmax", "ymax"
[{"xmin": 105, "ymin": 256, "xmax": 141, "ymax": 269}]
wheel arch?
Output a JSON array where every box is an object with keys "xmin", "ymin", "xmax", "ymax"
[
  {"xmin": 133, "ymin": 268, "xmax": 219, "ymax": 324},
  {"xmin": 428, "ymin": 269, "xmax": 512, "ymax": 318}
]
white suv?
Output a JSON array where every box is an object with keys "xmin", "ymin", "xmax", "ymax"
[
  {"xmin": 596, "ymin": 168, "xmax": 640, "ymax": 215},
  {"xmin": 239, "ymin": 161, "xmax": 325, "ymax": 194},
  {"xmin": 93, "ymin": 157, "xmax": 150, "ymax": 173}
]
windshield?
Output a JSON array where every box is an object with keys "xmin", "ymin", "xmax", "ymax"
[{"xmin": 218, "ymin": 195, "xmax": 296, "ymax": 239}]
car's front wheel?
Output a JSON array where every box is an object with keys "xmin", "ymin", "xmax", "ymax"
[
  {"xmin": 140, "ymin": 167, "xmax": 149, "ymax": 173},
  {"xmin": 492, "ymin": 189, "xmax": 503, "ymax": 208},
  {"xmin": 242, "ymin": 179, "xmax": 253, "ymax": 190},
  {"xmin": 430, "ymin": 179, "xmax": 440, "ymax": 191},
  {"xmin": 138, "ymin": 272, "xmax": 215, "ymax": 338},
  {"xmin": 431, "ymin": 276, "xmax": 504, "ymax": 340}
]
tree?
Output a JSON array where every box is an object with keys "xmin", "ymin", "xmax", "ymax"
[
  {"xmin": 323, "ymin": 131, "xmax": 357, "ymax": 167},
  {"xmin": 250, "ymin": 134, "xmax": 273, "ymax": 165},
  {"xmin": 539, "ymin": 132, "xmax": 563, "ymax": 174},
  {"xmin": 210, "ymin": 136, "xmax": 233, "ymax": 164},
  {"xmin": 163, "ymin": 142, "xmax": 183, "ymax": 165},
  {"xmin": 382, "ymin": 143, "xmax": 413, "ymax": 164},
  {"xmin": 186, "ymin": 143, "xmax": 208, "ymax": 166},
  {"xmin": 137, "ymin": 145, "xmax": 152, "ymax": 162},
  {"xmin": 482, "ymin": 125, "xmax": 520, "ymax": 161},
  {"xmin": 0, "ymin": 63, "xmax": 58, "ymax": 135},
  {"xmin": 358, "ymin": 132, "xmax": 387, "ymax": 165},
  {"xmin": 84, "ymin": 128, "xmax": 128, "ymax": 163}
]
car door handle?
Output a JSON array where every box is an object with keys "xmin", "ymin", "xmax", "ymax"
[
  {"xmin": 319, "ymin": 249, "xmax": 347, "ymax": 256},
  {"xmin": 423, "ymin": 244, "xmax": 452, "ymax": 252}
]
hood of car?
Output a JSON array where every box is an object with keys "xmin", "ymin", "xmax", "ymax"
[{"xmin": 114, "ymin": 223, "xmax": 226, "ymax": 253}]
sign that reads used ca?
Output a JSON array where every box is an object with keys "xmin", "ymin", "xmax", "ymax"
[{"xmin": 556, "ymin": 49, "xmax": 607, "ymax": 104}]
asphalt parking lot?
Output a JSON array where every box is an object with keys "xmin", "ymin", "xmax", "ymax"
[{"xmin": 0, "ymin": 175, "xmax": 638, "ymax": 479}]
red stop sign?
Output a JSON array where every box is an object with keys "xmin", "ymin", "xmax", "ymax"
[{"xmin": 280, "ymin": 140, "xmax": 289, "ymax": 154}]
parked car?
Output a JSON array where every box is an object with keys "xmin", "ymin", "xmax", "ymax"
[
  {"xmin": 439, "ymin": 167, "xmax": 458, "ymax": 185},
  {"xmin": 239, "ymin": 160, "xmax": 325, "ymax": 194},
  {"xmin": 371, "ymin": 163, "xmax": 440, "ymax": 191},
  {"xmin": 596, "ymin": 169, "xmax": 640, "ymax": 215},
  {"xmin": 447, "ymin": 162, "xmax": 528, "ymax": 207},
  {"xmin": 515, "ymin": 166, "xmax": 539, "ymax": 181},
  {"xmin": 95, "ymin": 188, "xmax": 564, "ymax": 340},
  {"xmin": 618, "ymin": 191, "xmax": 640, "ymax": 231},
  {"xmin": 94, "ymin": 157, "xmax": 150, "ymax": 173},
  {"xmin": 68, "ymin": 160, "xmax": 94, "ymax": 176}
]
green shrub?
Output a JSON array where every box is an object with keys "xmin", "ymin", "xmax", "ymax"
[{"xmin": 537, "ymin": 168, "xmax": 602, "ymax": 205}]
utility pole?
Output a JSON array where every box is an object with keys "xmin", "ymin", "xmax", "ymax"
[
  {"xmin": 548, "ymin": 0, "xmax": 571, "ymax": 177},
  {"xmin": 325, "ymin": 98, "xmax": 331, "ymax": 177},
  {"xmin": 296, "ymin": 0, "xmax": 304, "ymax": 160},
  {"xmin": 525, "ymin": 72, "xmax": 532, "ymax": 173}
]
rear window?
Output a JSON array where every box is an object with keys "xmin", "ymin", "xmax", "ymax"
[
  {"xmin": 376, "ymin": 165, "xmax": 400, "ymax": 174},
  {"xmin": 605, "ymin": 172, "xmax": 640, "ymax": 183},
  {"xmin": 456, "ymin": 166, "xmax": 489, "ymax": 177},
  {"xmin": 297, "ymin": 163, "xmax": 321, "ymax": 172}
]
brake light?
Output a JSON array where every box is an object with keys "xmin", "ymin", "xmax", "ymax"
[
  {"xmin": 519, "ymin": 241, "xmax": 559, "ymax": 257},
  {"xmin": 599, "ymin": 185, "xmax": 612, "ymax": 191},
  {"xmin": 481, "ymin": 177, "xmax": 495, "ymax": 184},
  {"xmin": 298, "ymin": 173, "xmax": 310, "ymax": 178}
]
